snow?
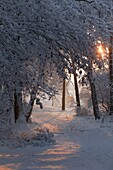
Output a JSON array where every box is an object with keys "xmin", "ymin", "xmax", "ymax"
[{"xmin": 0, "ymin": 106, "xmax": 113, "ymax": 170}]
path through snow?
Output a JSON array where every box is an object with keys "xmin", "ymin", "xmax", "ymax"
[{"xmin": 0, "ymin": 106, "xmax": 113, "ymax": 170}]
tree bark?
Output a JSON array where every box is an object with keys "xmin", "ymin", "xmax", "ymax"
[
  {"xmin": 109, "ymin": 36, "xmax": 113, "ymax": 115},
  {"xmin": 14, "ymin": 90, "xmax": 24, "ymax": 123},
  {"xmin": 88, "ymin": 69, "xmax": 100, "ymax": 119},
  {"xmin": 26, "ymin": 88, "xmax": 37, "ymax": 122},
  {"xmin": 71, "ymin": 58, "xmax": 81, "ymax": 107},
  {"xmin": 62, "ymin": 79, "xmax": 65, "ymax": 110},
  {"xmin": 73, "ymin": 72, "xmax": 81, "ymax": 107},
  {"xmin": 14, "ymin": 91, "xmax": 19, "ymax": 122}
]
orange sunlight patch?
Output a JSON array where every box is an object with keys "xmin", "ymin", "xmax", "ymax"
[
  {"xmin": 40, "ymin": 142, "xmax": 80, "ymax": 156},
  {"xmin": 37, "ymin": 156, "xmax": 66, "ymax": 162},
  {"xmin": 0, "ymin": 164, "xmax": 21, "ymax": 170},
  {"xmin": 31, "ymin": 165, "xmax": 64, "ymax": 169}
]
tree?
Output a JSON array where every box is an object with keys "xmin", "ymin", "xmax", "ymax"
[
  {"xmin": 62, "ymin": 78, "xmax": 66, "ymax": 110},
  {"xmin": 109, "ymin": 37, "xmax": 113, "ymax": 115},
  {"xmin": 74, "ymin": 71, "xmax": 81, "ymax": 107},
  {"xmin": 0, "ymin": 0, "xmax": 113, "ymax": 126},
  {"xmin": 87, "ymin": 65, "xmax": 100, "ymax": 119}
]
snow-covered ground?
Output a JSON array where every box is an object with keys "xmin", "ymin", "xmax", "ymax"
[{"xmin": 0, "ymin": 106, "xmax": 113, "ymax": 170}]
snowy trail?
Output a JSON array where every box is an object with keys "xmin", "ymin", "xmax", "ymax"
[{"xmin": 0, "ymin": 106, "xmax": 113, "ymax": 170}]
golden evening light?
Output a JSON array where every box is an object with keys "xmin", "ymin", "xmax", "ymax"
[
  {"xmin": 98, "ymin": 45, "xmax": 103, "ymax": 54},
  {"xmin": 96, "ymin": 40, "xmax": 109, "ymax": 60}
]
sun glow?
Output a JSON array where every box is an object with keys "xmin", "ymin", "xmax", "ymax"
[
  {"xmin": 98, "ymin": 45, "xmax": 103, "ymax": 54},
  {"xmin": 96, "ymin": 40, "xmax": 109, "ymax": 59},
  {"xmin": 106, "ymin": 47, "xmax": 109, "ymax": 54}
]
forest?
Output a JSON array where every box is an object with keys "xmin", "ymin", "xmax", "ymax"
[{"xmin": 0, "ymin": 0, "xmax": 113, "ymax": 170}]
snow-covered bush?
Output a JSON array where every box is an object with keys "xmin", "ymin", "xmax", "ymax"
[{"xmin": 0, "ymin": 127, "xmax": 55, "ymax": 148}]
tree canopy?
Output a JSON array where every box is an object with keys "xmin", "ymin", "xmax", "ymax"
[{"xmin": 0, "ymin": 0, "xmax": 113, "ymax": 124}]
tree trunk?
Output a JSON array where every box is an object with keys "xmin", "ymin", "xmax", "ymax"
[
  {"xmin": 109, "ymin": 36, "xmax": 113, "ymax": 115},
  {"xmin": 14, "ymin": 90, "xmax": 24, "ymax": 123},
  {"xmin": 26, "ymin": 88, "xmax": 37, "ymax": 122},
  {"xmin": 14, "ymin": 91, "xmax": 19, "ymax": 122},
  {"xmin": 73, "ymin": 72, "xmax": 81, "ymax": 107},
  {"xmin": 71, "ymin": 58, "xmax": 81, "ymax": 107},
  {"xmin": 88, "ymin": 70, "xmax": 100, "ymax": 120},
  {"xmin": 62, "ymin": 79, "xmax": 65, "ymax": 110}
]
